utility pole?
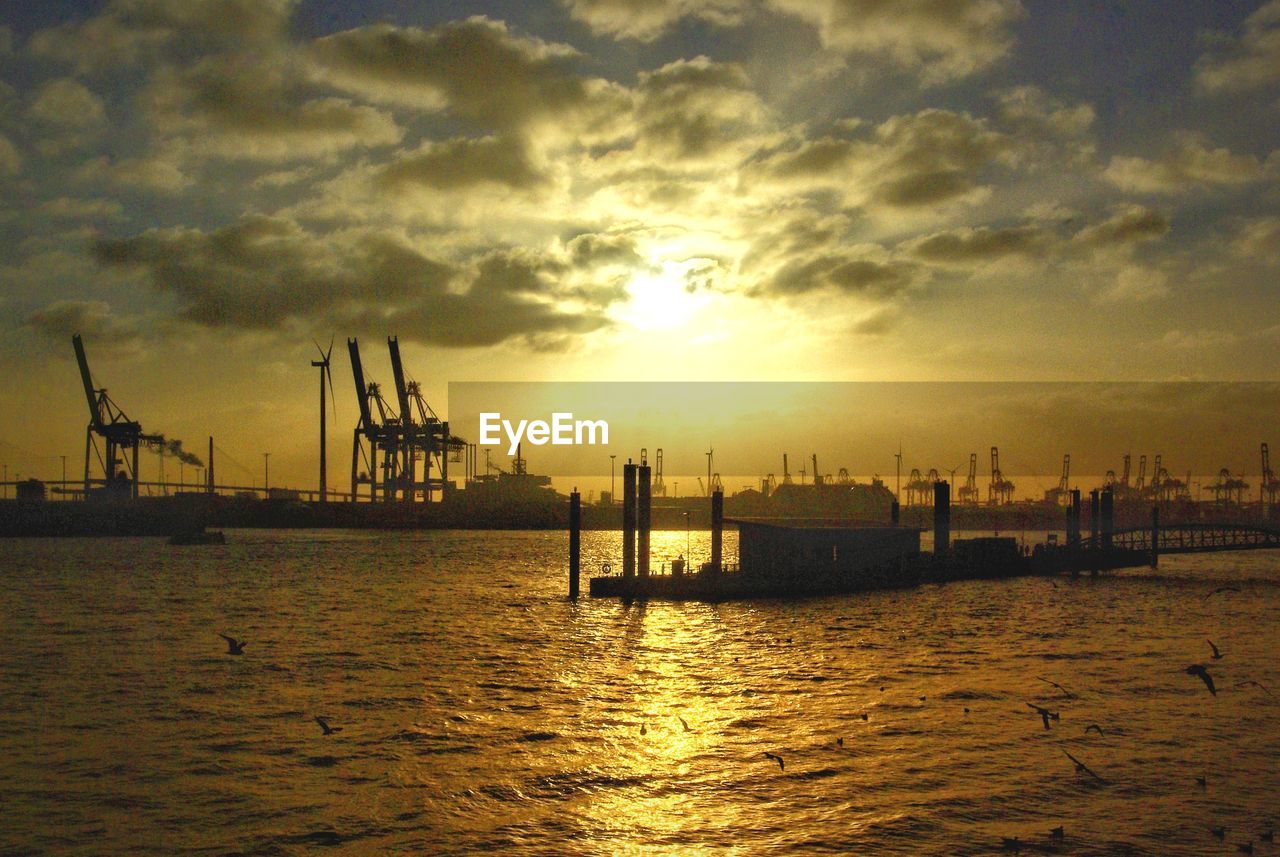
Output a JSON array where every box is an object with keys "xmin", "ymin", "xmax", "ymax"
[
  {"xmin": 61, "ymin": 455, "xmax": 67, "ymax": 490},
  {"xmin": 894, "ymin": 445, "xmax": 902, "ymax": 504},
  {"xmin": 263, "ymin": 452, "xmax": 270, "ymax": 497}
]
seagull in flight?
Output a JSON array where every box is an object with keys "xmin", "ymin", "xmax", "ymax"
[
  {"xmin": 1084, "ymin": 723, "xmax": 1104, "ymax": 736},
  {"xmin": 1062, "ymin": 749, "xmax": 1106, "ymax": 782},
  {"xmin": 1036, "ymin": 676, "xmax": 1077, "ymax": 698},
  {"xmin": 678, "ymin": 716, "xmax": 694, "ymax": 733},
  {"xmin": 1207, "ymin": 639, "xmax": 1224, "ymax": 660},
  {"xmin": 1234, "ymin": 680, "xmax": 1272, "ymax": 696},
  {"xmin": 762, "ymin": 752, "xmax": 785, "ymax": 771},
  {"xmin": 1026, "ymin": 702, "xmax": 1060, "ymax": 730},
  {"xmin": 1186, "ymin": 664, "xmax": 1217, "ymax": 696},
  {"xmin": 219, "ymin": 634, "xmax": 246, "ymax": 655},
  {"xmin": 314, "ymin": 716, "xmax": 342, "ymax": 736}
]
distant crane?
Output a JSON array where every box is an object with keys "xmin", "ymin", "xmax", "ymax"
[
  {"xmin": 958, "ymin": 453, "xmax": 979, "ymax": 505},
  {"xmin": 782, "ymin": 453, "xmax": 792, "ymax": 485},
  {"xmin": 311, "ymin": 338, "xmax": 335, "ymax": 502},
  {"xmin": 1262, "ymin": 443, "xmax": 1279, "ymax": 513},
  {"xmin": 72, "ymin": 334, "xmax": 162, "ymax": 499},
  {"xmin": 654, "ymin": 448, "xmax": 666, "ymax": 496},
  {"xmin": 988, "ymin": 446, "xmax": 1014, "ymax": 505},
  {"xmin": 348, "ymin": 337, "xmax": 400, "ymax": 502},
  {"xmin": 1135, "ymin": 454, "xmax": 1147, "ymax": 495},
  {"xmin": 1045, "ymin": 454, "xmax": 1070, "ymax": 506},
  {"xmin": 1211, "ymin": 468, "xmax": 1249, "ymax": 506},
  {"xmin": 905, "ymin": 467, "xmax": 930, "ymax": 506},
  {"xmin": 386, "ymin": 336, "xmax": 463, "ymax": 503}
]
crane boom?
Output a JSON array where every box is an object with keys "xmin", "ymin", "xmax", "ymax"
[
  {"xmin": 348, "ymin": 338, "xmax": 372, "ymax": 429},
  {"xmin": 72, "ymin": 334, "xmax": 103, "ymax": 429},
  {"xmin": 387, "ymin": 336, "xmax": 413, "ymax": 428}
]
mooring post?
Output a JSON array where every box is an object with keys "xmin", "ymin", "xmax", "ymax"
[
  {"xmin": 1068, "ymin": 489, "xmax": 1081, "ymax": 545},
  {"xmin": 933, "ymin": 480, "xmax": 950, "ymax": 555},
  {"xmin": 569, "ymin": 489, "xmax": 581, "ymax": 598},
  {"xmin": 1089, "ymin": 489, "xmax": 1100, "ymax": 542},
  {"xmin": 1101, "ymin": 489, "xmax": 1114, "ymax": 550},
  {"xmin": 711, "ymin": 489, "xmax": 724, "ymax": 572},
  {"xmin": 891, "ymin": 500, "xmax": 900, "ymax": 526},
  {"xmin": 622, "ymin": 461, "xmax": 637, "ymax": 577},
  {"xmin": 1150, "ymin": 504, "xmax": 1159, "ymax": 568},
  {"xmin": 637, "ymin": 464, "xmax": 651, "ymax": 577}
]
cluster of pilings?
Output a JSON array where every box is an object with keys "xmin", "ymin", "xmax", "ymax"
[{"xmin": 568, "ymin": 458, "xmax": 725, "ymax": 599}]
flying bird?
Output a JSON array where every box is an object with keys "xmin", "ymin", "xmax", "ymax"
[
  {"xmin": 1186, "ymin": 664, "xmax": 1217, "ymax": 696},
  {"xmin": 678, "ymin": 716, "xmax": 693, "ymax": 733},
  {"xmin": 219, "ymin": 634, "xmax": 246, "ymax": 655},
  {"xmin": 1036, "ymin": 676, "xmax": 1077, "ymax": 698},
  {"xmin": 1084, "ymin": 724, "xmax": 1104, "ymax": 736},
  {"xmin": 1062, "ymin": 749, "xmax": 1105, "ymax": 782},
  {"xmin": 1207, "ymin": 639, "xmax": 1224, "ymax": 660},
  {"xmin": 762, "ymin": 752, "xmax": 785, "ymax": 771},
  {"xmin": 1233, "ymin": 680, "xmax": 1272, "ymax": 696},
  {"xmin": 314, "ymin": 716, "xmax": 342, "ymax": 736},
  {"xmin": 1026, "ymin": 702, "xmax": 1060, "ymax": 730}
]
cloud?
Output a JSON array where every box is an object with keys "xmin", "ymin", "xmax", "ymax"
[
  {"xmin": 1232, "ymin": 216, "xmax": 1280, "ymax": 263},
  {"xmin": 76, "ymin": 154, "xmax": 192, "ymax": 193},
  {"xmin": 30, "ymin": 0, "xmax": 295, "ymax": 72},
  {"xmin": 1195, "ymin": 0, "xmax": 1280, "ymax": 94},
  {"xmin": 766, "ymin": 0, "xmax": 1026, "ymax": 82},
  {"xmin": 634, "ymin": 56, "xmax": 768, "ymax": 161},
  {"xmin": 24, "ymin": 300, "xmax": 142, "ymax": 352},
  {"xmin": 90, "ymin": 215, "xmax": 618, "ymax": 348},
  {"xmin": 379, "ymin": 136, "xmax": 549, "ymax": 192},
  {"xmin": 565, "ymin": 231, "xmax": 645, "ymax": 268},
  {"xmin": 904, "ymin": 223, "xmax": 1049, "ymax": 264},
  {"xmin": 0, "ymin": 25, "xmax": 12, "ymax": 56},
  {"xmin": 1071, "ymin": 205, "xmax": 1169, "ymax": 248},
  {"xmin": 39, "ymin": 196, "xmax": 125, "ymax": 221},
  {"xmin": 559, "ymin": 0, "xmax": 748, "ymax": 41},
  {"xmin": 309, "ymin": 17, "xmax": 629, "ymax": 140},
  {"xmin": 0, "ymin": 134, "xmax": 20, "ymax": 176},
  {"xmin": 764, "ymin": 248, "xmax": 916, "ymax": 296},
  {"xmin": 1094, "ymin": 265, "xmax": 1169, "ymax": 304},
  {"xmin": 1104, "ymin": 137, "xmax": 1274, "ymax": 193},
  {"xmin": 746, "ymin": 109, "xmax": 1012, "ymax": 208},
  {"xmin": 993, "ymin": 85, "xmax": 1094, "ymax": 161},
  {"xmin": 146, "ymin": 51, "xmax": 402, "ymax": 160},
  {"xmin": 28, "ymin": 78, "xmax": 107, "ymax": 128}
]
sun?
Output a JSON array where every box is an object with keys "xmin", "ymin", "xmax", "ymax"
[{"xmin": 616, "ymin": 259, "xmax": 715, "ymax": 332}]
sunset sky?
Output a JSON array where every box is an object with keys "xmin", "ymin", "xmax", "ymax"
[{"xmin": 1, "ymin": 1, "xmax": 1278, "ymax": 490}]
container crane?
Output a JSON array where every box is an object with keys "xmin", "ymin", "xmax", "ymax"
[
  {"xmin": 988, "ymin": 446, "xmax": 1014, "ymax": 505},
  {"xmin": 348, "ymin": 337, "xmax": 400, "ymax": 502},
  {"xmin": 73, "ymin": 334, "xmax": 162, "ymax": 499},
  {"xmin": 654, "ymin": 448, "xmax": 666, "ymax": 497},
  {"xmin": 1045, "ymin": 454, "xmax": 1070, "ymax": 506},
  {"xmin": 1261, "ymin": 443, "xmax": 1279, "ymax": 513},
  {"xmin": 957, "ymin": 453, "xmax": 979, "ymax": 505}
]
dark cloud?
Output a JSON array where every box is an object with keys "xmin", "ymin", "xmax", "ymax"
[
  {"xmin": 1195, "ymin": 0, "xmax": 1280, "ymax": 93},
  {"xmin": 905, "ymin": 224, "xmax": 1048, "ymax": 263},
  {"xmin": 24, "ymin": 299, "xmax": 141, "ymax": 351},
  {"xmin": 309, "ymin": 18, "xmax": 628, "ymax": 138},
  {"xmin": 565, "ymin": 232, "xmax": 645, "ymax": 268},
  {"xmin": 766, "ymin": 252, "xmax": 915, "ymax": 296},
  {"xmin": 30, "ymin": 0, "xmax": 295, "ymax": 72},
  {"xmin": 766, "ymin": 0, "xmax": 1026, "ymax": 82},
  {"xmin": 1104, "ymin": 138, "xmax": 1273, "ymax": 194},
  {"xmin": 91, "ymin": 215, "xmax": 615, "ymax": 348},
  {"xmin": 559, "ymin": 0, "xmax": 748, "ymax": 41},
  {"xmin": 379, "ymin": 136, "xmax": 548, "ymax": 192},
  {"xmin": 1072, "ymin": 206, "xmax": 1170, "ymax": 247},
  {"xmin": 634, "ymin": 56, "xmax": 765, "ymax": 160}
]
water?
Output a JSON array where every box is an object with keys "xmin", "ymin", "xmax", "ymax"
[{"xmin": 0, "ymin": 530, "xmax": 1276, "ymax": 856}]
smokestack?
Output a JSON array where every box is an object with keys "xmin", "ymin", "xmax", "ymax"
[
  {"xmin": 711, "ymin": 489, "xmax": 724, "ymax": 572},
  {"xmin": 622, "ymin": 461, "xmax": 637, "ymax": 577},
  {"xmin": 638, "ymin": 464, "xmax": 651, "ymax": 577},
  {"xmin": 933, "ymin": 480, "xmax": 950, "ymax": 554}
]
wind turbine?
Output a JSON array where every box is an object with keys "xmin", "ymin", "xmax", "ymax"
[{"xmin": 312, "ymin": 338, "xmax": 336, "ymax": 501}]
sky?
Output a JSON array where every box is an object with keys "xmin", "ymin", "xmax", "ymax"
[{"xmin": 0, "ymin": 1, "xmax": 1278, "ymax": 491}]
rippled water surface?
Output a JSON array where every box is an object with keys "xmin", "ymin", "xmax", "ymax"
[{"xmin": 1, "ymin": 529, "xmax": 1277, "ymax": 856}]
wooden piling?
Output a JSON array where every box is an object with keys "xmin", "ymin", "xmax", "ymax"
[
  {"xmin": 622, "ymin": 461, "xmax": 637, "ymax": 577},
  {"xmin": 933, "ymin": 480, "xmax": 950, "ymax": 554},
  {"xmin": 1150, "ymin": 504, "xmax": 1159, "ymax": 568},
  {"xmin": 1101, "ymin": 489, "xmax": 1114, "ymax": 549},
  {"xmin": 711, "ymin": 489, "xmax": 724, "ymax": 572},
  {"xmin": 1068, "ymin": 489, "xmax": 1081, "ymax": 545},
  {"xmin": 569, "ymin": 490, "xmax": 581, "ymax": 598},
  {"xmin": 638, "ymin": 465, "xmax": 651, "ymax": 577}
]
